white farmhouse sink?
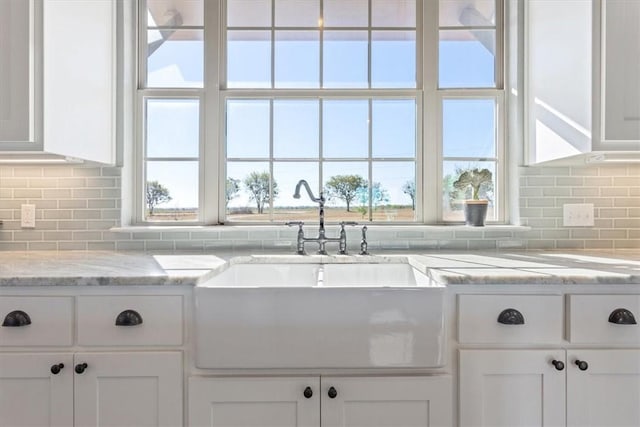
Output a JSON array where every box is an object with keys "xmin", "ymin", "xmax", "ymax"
[
  {"xmin": 195, "ymin": 258, "xmax": 445, "ymax": 369},
  {"xmin": 321, "ymin": 263, "xmax": 430, "ymax": 287}
]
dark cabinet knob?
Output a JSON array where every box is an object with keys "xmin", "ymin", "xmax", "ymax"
[
  {"xmin": 50, "ymin": 363, "xmax": 64, "ymax": 375},
  {"xmin": 2, "ymin": 310, "xmax": 32, "ymax": 327},
  {"xmin": 327, "ymin": 386, "xmax": 337, "ymax": 399},
  {"xmin": 75, "ymin": 363, "xmax": 88, "ymax": 374},
  {"xmin": 497, "ymin": 308, "xmax": 525, "ymax": 325},
  {"xmin": 575, "ymin": 360, "xmax": 589, "ymax": 371},
  {"xmin": 551, "ymin": 360, "xmax": 565, "ymax": 371},
  {"xmin": 608, "ymin": 308, "xmax": 637, "ymax": 325},
  {"xmin": 303, "ymin": 386, "xmax": 313, "ymax": 399},
  {"xmin": 115, "ymin": 309, "xmax": 143, "ymax": 326}
]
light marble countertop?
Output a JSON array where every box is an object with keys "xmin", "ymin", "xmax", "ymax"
[
  {"xmin": 0, "ymin": 250, "xmax": 638, "ymax": 287},
  {"xmin": 409, "ymin": 252, "xmax": 640, "ymax": 285}
]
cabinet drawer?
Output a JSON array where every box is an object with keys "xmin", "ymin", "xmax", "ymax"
[
  {"xmin": 77, "ymin": 295, "xmax": 183, "ymax": 346},
  {"xmin": 568, "ymin": 294, "xmax": 640, "ymax": 344},
  {"xmin": 458, "ymin": 294, "xmax": 563, "ymax": 344},
  {"xmin": 0, "ymin": 297, "xmax": 74, "ymax": 346}
]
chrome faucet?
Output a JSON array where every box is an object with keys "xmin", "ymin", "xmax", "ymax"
[{"xmin": 288, "ymin": 179, "xmax": 358, "ymax": 255}]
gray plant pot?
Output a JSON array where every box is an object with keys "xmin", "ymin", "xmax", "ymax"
[{"xmin": 463, "ymin": 200, "xmax": 488, "ymax": 226}]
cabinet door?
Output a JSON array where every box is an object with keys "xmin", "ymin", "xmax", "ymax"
[
  {"xmin": 321, "ymin": 376, "xmax": 452, "ymax": 427},
  {"xmin": 459, "ymin": 350, "xmax": 565, "ymax": 427},
  {"xmin": 0, "ymin": 353, "xmax": 73, "ymax": 427},
  {"xmin": 600, "ymin": 0, "xmax": 640, "ymax": 146},
  {"xmin": 0, "ymin": 0, "xmax": 33, "ymax": 143},
  {"xmin": 568, "ymin": 349, "xmax": 640, "ymax": 427},
  {"xmin": 42, "ymin": 0, "xmax": 116, "ymax": 164},
  {"xmin": 525, "ymin": 0, "xmax": 592, "ymax": 164},
  {"xmin": 188, "ymin": 377, "xmax": 320, "ymax": 427},
  {"xmin": 74, "ymin": 352, "xmax": 182, "ymax": 427}
]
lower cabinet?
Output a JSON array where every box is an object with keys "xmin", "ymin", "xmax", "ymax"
[
  {"xmin": 0, "ymin": 353, "xmax": 73, "ymax": 426},
  {"xmin": 0, "ymin": 351, "xmax": 182, "ymax": 427},
  {"xmin": 188, "ymin": 375, "xmax": 452, "ymax": 427},
  {"xmin": 566, "ymin": 350, "xmax": 640, "ymax": 427},
  {"xmin": 460, "ymin": 349, "xmax": 640, "ymax": 427}
]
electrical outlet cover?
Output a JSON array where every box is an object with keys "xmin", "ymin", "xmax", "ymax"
[
  {"xmin": 21, "ymin": 204, "xmax": 36, "ymax": 228},
  {"xmin": 563, "ymin": 203, "xmax": 594, "ymax": 227}
]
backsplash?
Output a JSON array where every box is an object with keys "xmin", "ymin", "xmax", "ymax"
[
  {"xmin": 519, "ymin": 164, "xmax": 639, "ymax": 250},
  {"xmin": 0, "ymin": 164, "xmax": 638, "ymax": 251}
]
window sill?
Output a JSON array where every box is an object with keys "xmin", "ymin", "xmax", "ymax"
[{"xmin": 110, "ymin": 224, "xmax": 531, "ymax": 234}]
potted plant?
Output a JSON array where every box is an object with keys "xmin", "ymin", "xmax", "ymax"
[{"xmin": 453, "ymin": 168, "xmax": 493, "ymax": 226}]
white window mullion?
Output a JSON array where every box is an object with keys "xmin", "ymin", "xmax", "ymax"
[
  {"xmin": 205, "ymin": 0, "xmax": 221, "ymax": 224},
  {"xmin": 422, "ymin": 0, "xmax": 439, "ymax": 223}
]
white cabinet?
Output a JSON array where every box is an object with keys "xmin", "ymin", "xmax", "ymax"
[
  {"xmin": 0, "ymin": 353, "xmax": 74, "ymax": 427},
  {"xmin": 565, "ymin": 294, "xmax": 640, "ymax": 425},
  {"xmin": 75, "ymin": 352, "xmax": 183, "ymax": 427},
  {"xmin": 458, "ymin": 294, "xmax": 563, "ymax": 344},
  {"xmin": 0, "ymin": 291, "xmax": 184, "ymax": 426},
  {"xmin": 459, "ymin": 350, "xmax": 566, "ymax": 427},
  {"xmin": 0, "ymin": 296, "xmax": 74, "ymax": 346},
  {"xmin": 321, "ymin": 376, "xmax": 452, "ymax": 427},
  {"xmin": 567, "ymin": 350, "xmax": 640, "ymax": 427},
  {"xmin": 189, "ymin": 377, "xmax": 320, "ymax": 427},
  {"xmin": 76, "ymin": 295, "xmax": 183, "ymax": 346},
  {"xmin": 0, "ymin": 352, "xmax": 182, "ymax": 427},
  {"xmin": 460, "ymin": 349, "xmax": 640, "ymax": 427},
  {"xmin": 525, "ymin": 0, "xmax": 640, "ymax": 164},
  {"xmin": 188, "ymin": 376, "xmax": 452, "ymax": 427},
  {"xmin": 525, "ymin": 0, "xmax": 593, "ymax": 164},
  {"xmin": 458, "ymin": 291, "xmax": 640, "ymax": 427},
  {"xmin": 41, "ymin": 0, "xmax": 116, "ymax": 164},
  {"xmin": 596, "ymin": 0, "xmax": 640, "ymax": 148},
  {"xmin": 458, "ymin": 293, "xmax": 566, "ymax": 424},
  {"xmin": 0, "ymin": 0, "xmax": 35, "ymax": 144},
  {"xmin": 568, "ymin": 294, "xmax": 640, "ymax": 344},
  {"xmin": 0, "ymin": 0, "xmax": 117, "ymax": 164}
]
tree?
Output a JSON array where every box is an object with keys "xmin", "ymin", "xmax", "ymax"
[
  {"xmin": 370, "ymin": 182, "xmax": 389, "ymax": 208},
  {"xmin": 402, "ymin": 180, "xmax": 416, "ymax": 210},
  {"xmin": 226, "ymin": 177, "xmax": 240, "ymax": 205},
  {"xmin": 355, "ymin": 181, "xmax": 389, "ymax": 217},
  {"xmin": 243, "ymin": 171, "xmax": 278, "ymax": 214},
  {"xmin": 324, "ymin": 174, "xmax": 366, "ymax": 212},
  {"xmin": 146, "ymin": 180, "xmax": 172, "ymax": 215}
]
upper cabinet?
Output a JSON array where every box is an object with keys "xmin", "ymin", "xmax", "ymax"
[
  {"xmin": 594, "ymin": 0, "xmax": 640, "ymax": 150},
  {"xmin": 0, "ymin": 0, "xmax": 36, "ymax": 145},
  {"xmin": 525, "ymin": 0, "xmax": 593, "ymax": 164},
  {"xmin": 0, "ymin": 0, "xmax": 117, "ymax": 165},
  {"xmin": 525, "ymin": 0, "xmax": 639, "ymax": 165}
]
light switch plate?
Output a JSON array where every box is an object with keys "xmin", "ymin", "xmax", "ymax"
[
  {"xmin": 563, "ymin": 203, "xmax": 594, "ymax": 227},
  {"xmin": 21, "ymin": 204, "xmax": 36, "ymax": 228}
]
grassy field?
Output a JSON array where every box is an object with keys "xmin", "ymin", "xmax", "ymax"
[
  {"xmin": 147, "ymin": 205, "xmax": 496, "ymax": 223},
  {"xmin": 147, "ymin": 206, "xmax": 419, "ymax": 222}
]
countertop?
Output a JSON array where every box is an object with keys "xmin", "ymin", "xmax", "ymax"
[{"xmin": 0, "ymin": 250, "xmax": 638, "ymax": 287}]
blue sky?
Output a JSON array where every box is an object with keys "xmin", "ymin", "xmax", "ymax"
[{"xmin": 145, "ymin": 8, "xmax": 496, "ymax": 217}]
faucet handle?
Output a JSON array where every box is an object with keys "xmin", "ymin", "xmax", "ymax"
[{"xmin": 360, "ymin": 225, "xmax": 369, "ymax": 255}]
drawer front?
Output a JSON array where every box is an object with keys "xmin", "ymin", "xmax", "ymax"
[
  {"xmin": 0, "ymin": 297, "xmax": 74, "ymax": 346},
  {"xmin": 458, "ymin": 294, "xmax": 563, "ymax": 344},
  {"xmin": 568, "ymin": 294, "xmax": 640, "ymax": 344},
  {"xmin": 77, "ymin": 295, "xmax": 183, "ymax": 346}
]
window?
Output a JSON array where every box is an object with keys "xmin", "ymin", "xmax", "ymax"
[
  {"xmin": 137, "ymin": 0, "xmax": 505, "ymax": 224},
  {"xmin": 439, "ymin": 0, "xmax": 504, "ymax": 222}
]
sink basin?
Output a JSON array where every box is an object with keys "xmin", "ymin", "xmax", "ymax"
[
  {"xmin": 195, "ymin": 258, "xmax": 445, "ymax": 369},
  {"xmin": 321, "ymin": 263, "xmax": 430, "ymax": 287},
  {"xmin": 203, "ymin": 263, "xmax": 320, "ymax": 287}
]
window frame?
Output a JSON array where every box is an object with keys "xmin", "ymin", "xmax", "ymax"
[{"xmin": 134, "ymin": 0, "xmax": 507, "ymax": 226}]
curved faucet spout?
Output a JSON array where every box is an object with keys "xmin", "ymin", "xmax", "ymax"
[{"xmin": 293, "ymin": 180, "xmax": 324, "ymax": 205}]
